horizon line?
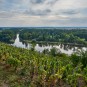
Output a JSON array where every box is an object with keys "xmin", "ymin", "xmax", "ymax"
[{"xmin": 0, "ymin": 26, "xmax": 87, "ymax": 28}]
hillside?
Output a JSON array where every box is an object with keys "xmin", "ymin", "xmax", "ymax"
[{"xmin": 0, "ymin": 42, "xmax": 87, "ymax": 87}]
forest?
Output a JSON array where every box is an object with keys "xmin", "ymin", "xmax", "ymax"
[
  {"xmin": 0, "ymin": 28, "xmax": 87, "ymax": 87},
  {"xmin": 0, "ymin": 28, "xmax": 87, "ymax": 46},
  {"xmin": 0, "ymin": 29, "xmax": 17, "ymax": 43},
  {"xmin": 19, "ymin": 29, "xmax": 87, "ymax": 45}
]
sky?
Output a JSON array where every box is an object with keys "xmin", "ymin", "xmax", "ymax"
[{"xmin": 0, "ymin": 0, "xmax": 87, "ymax": 27}]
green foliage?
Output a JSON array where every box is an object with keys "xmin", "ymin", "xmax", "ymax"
[
  {"xmin": 19, "ymin": 29, "xmax": 87, "ymax": 45},
  {"xmin": 0, "ymin": 28, "xmax": 87, "ymax": 87},
  {"xmin": 7, "ymin": 57, "xmax": 21, "ymax": 70},
  {"xmin": 0, "ymin": 29, "xmax": 16, "ymax": 43},
  {"xmin": 0, "ymin": 42, "xmax": 87, "ymax": 86},
  {"xmin": 50, "ymin": 47, "xmax": 59, "ymax": 56},
  {"xmin": 71, "ymin": 54, "xmax": 80, "ymax": 67}
]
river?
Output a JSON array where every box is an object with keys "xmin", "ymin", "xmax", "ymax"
[{"xmin": 11, "ymin": 34, "xmax": 87, "ymax": 55}]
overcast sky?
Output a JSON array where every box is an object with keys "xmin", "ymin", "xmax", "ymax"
[{"xmin": 0, "ymin": 0, "xmax": 87, "ymax": 27}]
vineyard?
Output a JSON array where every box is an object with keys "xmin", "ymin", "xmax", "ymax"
[{"xmin": 0, "ymin": 42, "xmax": 87, "ymax": 87}]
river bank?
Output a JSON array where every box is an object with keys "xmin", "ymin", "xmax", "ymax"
[{"xmin": 11, "ymin": 34, "xmax": 87, "ymax": 55}]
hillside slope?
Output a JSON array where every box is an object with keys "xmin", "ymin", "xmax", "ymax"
[{"xmin": 0, "ymin": 42, "xmax": 87, "ymax": 87}]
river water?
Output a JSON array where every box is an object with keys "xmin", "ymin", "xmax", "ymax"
[{"xmin": 11, "ymin": 34, "xmax": 87, "ymax": 55}]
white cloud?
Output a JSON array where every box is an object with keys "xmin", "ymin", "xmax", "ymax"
[{"xmin": 0, "ymin": 0, "xmax": 87, "ymax": 27}]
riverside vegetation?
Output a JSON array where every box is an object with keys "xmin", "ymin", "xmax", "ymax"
[
  {"xmin": 0, "ymin": 28, "xmax": 87, "ymax": 45},
  {"xmin": 19, "ymin": 29, "xmax": 87, "ymax": 45}
]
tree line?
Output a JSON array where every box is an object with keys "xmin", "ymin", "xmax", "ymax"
[
  {"xmin": 0, "ymin": 30, "xmax": 16, "ymax": 43},
  {"xmin": 19, "ymin": 29, "xmax": 87, "ymax": 45},
  {"xmin": 0, "ymin": 28, "xmax": 87, "ymax": 46}
]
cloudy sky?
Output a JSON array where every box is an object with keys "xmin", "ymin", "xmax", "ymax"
[{"xmin": 0, "ymin": 0, "xmax": 87, "ymax": 27}]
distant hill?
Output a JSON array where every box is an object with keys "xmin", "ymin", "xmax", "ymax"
[{"xmin": 0, "ymin": 27, "xmax": 87, "ymax": 30}]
